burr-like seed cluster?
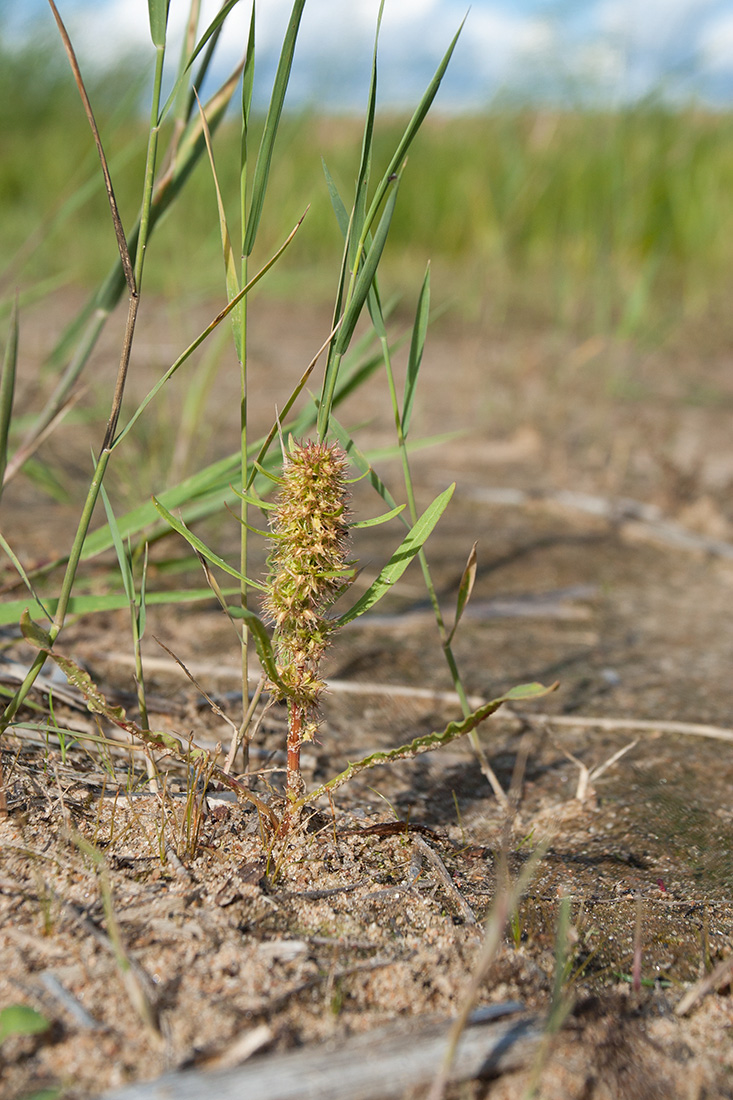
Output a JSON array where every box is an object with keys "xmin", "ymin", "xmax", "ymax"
[{"xmin": 263, "ymin": 440, "xmax": 351, "ymax": 732}]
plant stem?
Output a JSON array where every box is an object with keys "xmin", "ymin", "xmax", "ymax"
[{"xmin": 286, "ymin": 702, "xmax": 306, "ymax": 811}]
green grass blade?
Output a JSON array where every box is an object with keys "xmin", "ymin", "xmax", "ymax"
[
  {"xmin": 351, "ymin": 504, "xmax": 405, "ymax": 529},
  {"xmin": 157, "ymin": 0, "xmax": 243, "ymax": 124},
  {"xmin": 297, "ymin": 681, "xmax": 559, "ymax": 809},
  {"xmin": 152, "ymin": 497, "xmax": 256, "ymax": 585},
  {"xmin": 322, "ymin": 160, "xmax": 350, "ymax": 238},
  {"xmin": 334, "ymin": 178, "xmax": 399, "ymax": 358},
  {"xmin": 0, "ymin": 531, "xmax": 53, "ymax": 622},
  {"xmin": 0, "ymin": 295, "xmax": 18, "ymax": 494},
  {"xmin": 147, "ymin": 0, "xmax": 169, "ymax": 48},
  {"xmin": 100, "ymin": 484, "xmax": 135, "ymax": 606},
  {"xmin": 361, "ymin": 17, "xmax": 465, "ymax": 239},
  {"xmin": 0, "ymin": 586, "xmax": 241, "ymax": 628},
  {"xmin": 224, "ymin": 605, "xmax": 286, "ymax": 692},
  {"xmin": 447, "ymin": 540, "xmax": 477, "ymax": 645},
  {"xmin": 330, "ymin": 416, "xmax": 400, "ymax": 511},
  {"xmin": 196, "ymin": 90, "xmax": 241, "ymax": 345},
  {"xmin": 336, "ymin": 482, "xmax": 455, "ymax": 626},
  {"xmin": 243, "ymin": 0, "xmax": 306, "ymax": 256},
  {"xmin": 402, "ymin": 263, "xmax": 431, "ymax": 438}
]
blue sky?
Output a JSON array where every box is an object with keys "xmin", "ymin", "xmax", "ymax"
[{"xmin": 4, "ymin": 0, "xmax": 733, "ymax": 108}]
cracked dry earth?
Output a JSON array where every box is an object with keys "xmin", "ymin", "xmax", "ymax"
[{"xmin": 1, "ymin": 293, "xmax": 733, "ymax": 1098}]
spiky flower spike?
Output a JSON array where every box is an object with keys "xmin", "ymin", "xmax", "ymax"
[{"xmin": 263, "ymin": 439, "xmax": 352, "ymax": 814}]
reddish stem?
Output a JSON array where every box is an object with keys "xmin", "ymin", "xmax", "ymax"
[{"xmin": 284, "ymin": 702, "xmax": 305, "ymax": 823}]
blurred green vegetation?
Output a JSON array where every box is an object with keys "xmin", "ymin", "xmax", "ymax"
[{"xmin": 2, "ymin": 35, "xmax": 733, "ymax": 338}]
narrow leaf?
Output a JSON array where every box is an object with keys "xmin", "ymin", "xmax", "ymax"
[
  {"xmin": 0, "ymin": 531, "xmax": 53, "ymax": 620},
  {"xmin": 297, "ymin": 681, "xmax": 559, "ymax": 808},
  {"xmin": 334, "ymin": 178, "xmax": 399, "ymax": 356},
  {"xmin": 20, "ymin": 609, "xmax": 53, "ymax": 649},
  {"xmin": 152, "ymin": 497, "xmax": 259, "ymax": 586},
  {"xmin": 351, "ymin": 504, "xmax": 405, "ymax": 529},
  {"xmin": 157, "ymin": 0, "xmax": 242, "ymax": 124},
  {"xmin": 100, "ymin": 485, "xmax": 134, "ymax": 605},
  {"xmin": 447, "ymin": 540, "xmax": 477, "ymax": 644},
  {"xmin": 147, "ymin": 0, "xmax": 169, "ymax": 48},
  {"xmin": 0, "ymin": 1005, "xmax": 50, "ymax": 1043},
  {"xmin": 362, "ymin": 18, "xmax": 465, "ymax": 239},
  {"xmin": 322, "ymin": 159, "xmax": 350, "ymax": 238},
  {"xmin": 196, "ymin": 91, "xmax": 240, "ymax": 340},
  {"xmin": 0, "ymin": 294, "xmax": 18, "ymax": 494},
  {"xmin": 225, "ymin": 605, "xmax": 286, "ymax": 691},
  {"xmin": 402, "ymin": 264, "xmax": 430, "ymax": 438},
  {"xmin": 0, "ymin": 587, "xmax": 241, "ymax": 627},
  {"xmin": 336, "ymin": 483, "xmax": 455, "ymax": 626},
  {"xmin": 243, "ymin": 0, "xmax": 306, "ymax": 255}
]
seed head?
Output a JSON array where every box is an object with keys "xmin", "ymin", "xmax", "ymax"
[{"xmin": 263, "ymin": 440, "xmax": 352, "ymax": 731}]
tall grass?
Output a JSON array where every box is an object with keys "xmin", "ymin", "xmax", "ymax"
[
  {"xmin": 2, "ymin": 32, "xmax": 733, "ymax": 336},
  {"xmin": 0, "ymin": 1, "xmax": 557, "ymax": 833}
]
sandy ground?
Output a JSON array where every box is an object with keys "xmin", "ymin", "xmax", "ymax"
[{"xmin": 1, "ymin": 292, "xmax": 733, "ymax": 1098}]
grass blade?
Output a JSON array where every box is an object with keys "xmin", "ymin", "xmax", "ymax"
[
  {"xmin": 402, "ymin": 264, "xmax": 431, "ymax": 438},
  {"xmin": 152, "ymin": 497, "xmax": 259, "ymax": 586},
  {"xmin": 334, "ymin": 177, "xmax": 399, "ymax": 357},
  {"xmin": 447, "ymin": 540, "xmax": 477, "ymax": 645},
  {"xmin": 297, "ymin": 681, "xmax": 559, "ymax": 808},
  {"xmin": 243, "ymin": 0, "xmax": 306, "ymax": 256},
  {"xmin": 351, "ymin": 504, "xmax": 405, "ymax": 529},
  {"xmin": 362, "ymin": 17, "xmax": 465, "ymax": 240},
  {"xmin": 0, "ymin": 295, "xmax": 18, "ymax": 495},
  {"xmin": 336, "ymin": 483, "xmax": 455, "ymax": 626},
  {"xmin": 0, "ymin": 587, "xmax": 241, "ymax": 628},
  {"xmin": 157, "ymin": 0, "xmax": 242, "ymax": 124},
  {"xmin": 196, "ymin": 89, "xmax": 240, "ymax": 339},
  {"xmin": 147, "ymin": 0, "xmax": 169, "ymax": 48}
]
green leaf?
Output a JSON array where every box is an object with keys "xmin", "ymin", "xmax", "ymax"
[
  {"xmin": 243, "ymin": 0, "xmax": 306, "ymax": 255},
  {"xmin": 100, "ymin": 484, "xmax": 134, "ymax": 606},
  {"xmin": 361, "ymin": 17, "xmax": 465, "ymax": 240},
  {"xmin": 334, "ymin": 178, "xmax": 399, "ymax": 357},
  {"xmin": 0, "ymin": 294, "xmax": 18, "ymax": 495},
  {"xmin": 147, "ymin": 0, "xmax": 169, "ymax": 48},
  {"xmin": 0, "ymin": 587, "xmax": 240, "ymax": 627},
  {"xmin": 0, "ymin": 1004, "xmax": 50, "ymax": 1043},
  {"xmin": 402, "ymin": 264, "xmax": 431, "ymax": 438},
  {"xmin": 0, "ymin": 531, "xmax": 53, "ymax": 621},
  {"xmin": 322, "ymin": 159, "xmax": 350, "ymax": 238},
  {"xmin": 330, "ymin": 417, "xmax": 400, "ymax": 512},
  {"xmin": 19, "ymin": 609, "xmax": 52, "ymax": 650},
  {"xmin": 230, "ymin": 486, "xmax": 277, "ymax": 511},
  {"xmin": 156, "ymin": 0, "xmax": 242, "ymax": 124},
  {"xmin": 225, "ymin": 605, "xmax": 286, "ymax": 692},
  {"xmin": 447, "ymin": 540, "xmax": 477, "ymax": 644},
  {"xmin": 336, "ymin": 483, "xmax": 455, "ymax": 626},
  {"xmin": 152, "ymin": 497, "xmax": 260, "ymax": 586},
  {"xmin": 196, "ymin": 91, "xmax": 241, "ymax": 355},
  {"xmin": 297, "ymin": 681, "xmax": 559, "ymax": 808},
  {"xmin": 351, "ymin": 504, "xmax": 406, "ymax": 529}
]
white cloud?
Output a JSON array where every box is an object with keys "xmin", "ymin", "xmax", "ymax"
[
  {"xmin": 699, "ymin": 12, "xmax": 733, "ymax": 71},
  {"xmin": 10, "ymin": 0, "xmax": 733, "ymax": 107}
]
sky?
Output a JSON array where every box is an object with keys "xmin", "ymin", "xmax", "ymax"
[{"xmin": 4, "ymin": 0, "xmax": 733, "ymax": 109}]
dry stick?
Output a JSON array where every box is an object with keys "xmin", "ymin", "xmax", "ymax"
[
  {"xmin": 507, "ymin": 711, "xmax": 733, "ymax": 743},
  {"xmin": 101, "ymin": 1004, "xmax": 539, "ymax": 1100},
  {"xmin": 413, "ymin": 834, "xmax": 478, "ymax": 926},
  {"xmin": 676, "ymin": 953, "xmax": 733, "ymax": 1017}
]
